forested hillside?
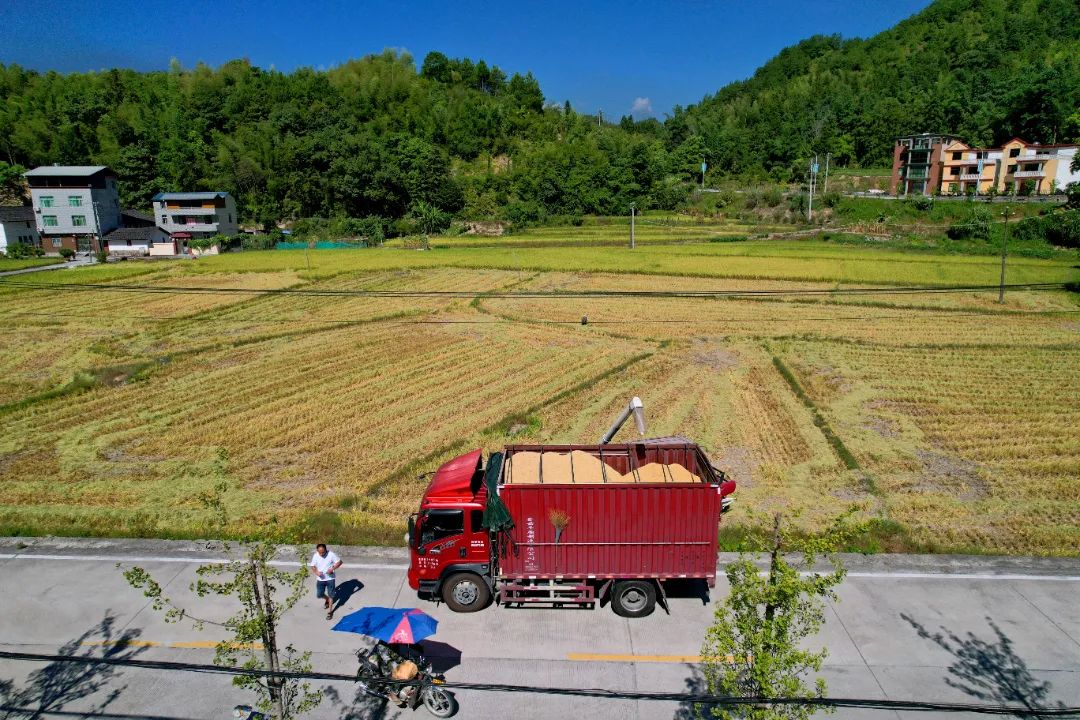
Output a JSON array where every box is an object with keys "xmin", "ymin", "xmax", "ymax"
[
  {"xmin": 1, "ymin": 0, "xmax": 1078, "ymax": 224},
  {"xmin": 676, "ymin": 0, "xmax": 1080, "ymax": 178},
  {"xmin": 0, "ymin": 51, "xmax": 696, "ymax": 224}
]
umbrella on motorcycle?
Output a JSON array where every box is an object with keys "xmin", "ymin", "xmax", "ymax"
[
  {"xmin": 333, "ymin": 607, "xmax": 456, "ymax": 717},
  {"xmin": 332, "ymin": 606, "xmax": 438, "ymax": 644}
]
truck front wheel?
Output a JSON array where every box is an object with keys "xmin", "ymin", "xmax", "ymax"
[
  {"xmin": 611, "ymin": 580, "xmax": 656, "ymax": 618},
  {"xmin": 442, "ymin": 573, "xmax": 491, "ymax": 613}
]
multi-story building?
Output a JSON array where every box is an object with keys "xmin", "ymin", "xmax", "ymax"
[
  {"xmin": 998, "ymin": 138, "xmax": 1079, "ymax": 195},
  {"xmin": 893, "ymin": 135, "xmax": 1080, "ymax": 197},
  {"xmin": 152, "ymin": 192, "xmax": 238, "ymax": 254},
  {"xmin": 25, "ymin": 166, "xmax": 121, "ymax": 253},
  {"xmin": 891, "ymin": 133, "xmax": 963, "ymax": 196},
  {"xmin": 939, "ymin": 141, "xmax": 1003, "ymax": 195},
  {"xmin": 0, "ymin": 206, "xmax": 40, "ymax": 255}
]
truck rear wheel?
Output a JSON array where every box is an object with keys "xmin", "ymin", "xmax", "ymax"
[
  {"xmin": 442, "ymin": 573, "xmax": 491, "ymax": 613},
  {"xmin": 611, "ymin": 580, "xmax": 656, "ymax": 618}
]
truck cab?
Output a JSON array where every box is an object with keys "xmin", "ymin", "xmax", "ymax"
[{"xmin": 407, "ymin": 449, "xmax": 495, "ymax": 611}]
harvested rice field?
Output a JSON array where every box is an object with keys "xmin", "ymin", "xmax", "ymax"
[{"xmin": 0, "ymin": 245, "xmax": 1077, "ymax": 554}]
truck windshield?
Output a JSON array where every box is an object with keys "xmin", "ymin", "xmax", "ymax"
[{"xmin": 420, "ymin": 509, "xmax": 463, "ymax": 545}]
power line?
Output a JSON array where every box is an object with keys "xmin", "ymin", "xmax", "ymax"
[
  {"xmin": 0, "ymin": 278, "xmax": 1070, "ymax": 299},
  {"xmin": 0, "ymin": 650, "xmax": 1075, "ymax": 716},
  {"xmin": 2, "ymin": 308, "xmax": 1078, "ymax": 327}
]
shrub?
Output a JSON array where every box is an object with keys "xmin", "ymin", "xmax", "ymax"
[
  {"xmin": 188, "ymin": 234, "xmax": 225, "ymax": 251},
  {"xmin": 1065, "ymin": 182, "xmax": 1080, "ymax": 210},
  {"xmin": 821, "ymin": 192, "xmax": 842, "ymax": 208},
  {"xmin": 788, "ymin": 193, "xmax": 809, "ymax": 215},
  {"xmin": 94, "ymin": 248, "xmax": 109, "ymax": 264},
  {"xmin": 409, "ymin": 201, "xmax": 452, "ymax": 235},
  {"xmin": 910, "ymin": 195, "xmax": 934, "ymax": 211},
  {"xmin": 241, "ymin": 234, "xmax": 279, "ymax": 250},
  {"xmin": 3, "ymin": 241, "xmax": 44, "ymax": 259},
  {"xmin": 58, "ymin": 247, "xmax": 75, "ymax": 259},
  {"xmin": 946, "ymin": 207, "xmax": 991, "ymax": 241},
  {"xmin": 1042, "ymin": 211, "xmax": 1080, "ymax": 249},
  {"xmin": 504, "ymin": 200, "xmax": 545, "ymax": 227}
]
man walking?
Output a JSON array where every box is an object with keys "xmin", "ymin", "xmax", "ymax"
[{"xmin": 310, "ymin": 543, "xmax": 343, "ymax": 620}]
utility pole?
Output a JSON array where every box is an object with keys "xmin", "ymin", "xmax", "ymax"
[
  {"xmin": 998, "ymin": 205, "xmax": 1012, "ymax": 304},
  {"xmin": 597, "ymin": 109, "xmax": 602, "ymax": 127},
  {"xmin": 824, "ymin": 152, "xmax": 830, "ymax": 195},
  {"xmin": 91, "ymin": 200, "xmax": 102, "ymax": 257},
  {"xmin": 701, "ymin": 157, "xmax": 707, "ymax": 191},
  {"xmin": 808, "ymin": 156, "xmax": 818, "ymax": 222},
  {"xmin": 629, "ymin": 202, "xmax": 636, "ymax": 250}
]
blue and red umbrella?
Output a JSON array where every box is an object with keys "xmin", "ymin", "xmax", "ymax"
[{"xmin": 331, "ymin": 607, "xmax": 438, "ymax": 644}]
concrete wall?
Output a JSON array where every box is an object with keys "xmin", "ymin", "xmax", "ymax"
[
  {"xmin": 0, "ymin": 219, "xmax": 40, "ymax": 252},
  {"xmin": 31, "ymin": 181, "xmax": 120, "ymax": 236}
]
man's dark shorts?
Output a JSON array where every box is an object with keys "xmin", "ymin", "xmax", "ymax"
[{"xmin": 316, "ymin": 579, "xmax": 336, "ymax": 600}]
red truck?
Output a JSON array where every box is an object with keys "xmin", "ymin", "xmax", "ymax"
[{"xmin": 406, "ymin": 435, "xmax": 735, "ymax": 618}]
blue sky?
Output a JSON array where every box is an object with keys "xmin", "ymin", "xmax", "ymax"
[{"xmin": 0, "ymin": 0, "xmax": 933, "ymax": 118}]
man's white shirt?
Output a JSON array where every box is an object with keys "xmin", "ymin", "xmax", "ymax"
[{"xmin": 310, "ymin": 551, "xmax": 340, "ymax": 580}]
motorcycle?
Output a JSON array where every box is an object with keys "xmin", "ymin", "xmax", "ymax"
[{"xmin": 355, "ymin": 642, "xmax": 458, "ymax": 717}]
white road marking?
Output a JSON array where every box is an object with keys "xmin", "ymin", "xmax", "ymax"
[
  {"xmin": 1, "ymin": 553, "xmax": 1078, "ymax": 581},
  {"xmin": 0, "ymin": 553, "xmax": 408, "ymax": 570}
]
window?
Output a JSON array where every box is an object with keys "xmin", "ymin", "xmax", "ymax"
[
  {"xmin": 68, "ymin": 196, "xmax": 82, "ymax": 207},
  {"xmin": 1008, "ymin": 164, "xmax": 1016, "ymax": 174},
  {"xmin": 161, "ymin": 215, "xmax": 168, "ymax": 224},
  {"xmin": 470, "ymin": 510, "xmax": 485, "ymax": 533},
  {"xmin": 420, "ymin": 509, "xmax": 463, "ymax": 546},
  {"xmin": 40, "ymin": 196, "xmax": 54, "ymax": 207},
  {"xmin": 952, "ymin": 152, "xmax": 962, "ymax": 161},
  {"xmin": 52, "ymin": 238, "xmax": 62, "ymax": 248},
  {"xmin": 42, "ymin": 215, "xmax": 58, "ymax": 227},
  {"xmin": 1009, "ymin": 148, "xmax": 1020, "ymax": 157},
  {"xmin": 72, "ymin": 215, "xmax": 87, "ymax": 227},
  {"xmin": 950, "ymin": 167, "xmax": 960, "ymax": 176}
]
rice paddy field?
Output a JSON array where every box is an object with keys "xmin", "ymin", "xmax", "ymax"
[{"xmin": 1, "ymin": 238, "xmax": 1077, "ymax": 555}]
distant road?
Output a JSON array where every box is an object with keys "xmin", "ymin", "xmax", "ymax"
[
  {"xmin": 0, "ymin": 256, "xmax": 94, "ymax": 276},
  {"xmin": 0, "ymin": 537, "xmax": 1076, "ymax": 719}
]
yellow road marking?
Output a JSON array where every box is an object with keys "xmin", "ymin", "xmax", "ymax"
[
  {"xmin": 82, "ymin": 641, "xmax": 262, "ymax": 650},
  {"xmin": 567, "ymin": 653, "xmax": 752, "ymax": 664}
]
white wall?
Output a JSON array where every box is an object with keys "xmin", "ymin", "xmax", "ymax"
[{"xmin": 0, "ymin": 219, "xmax": 40, "ymax": 253}]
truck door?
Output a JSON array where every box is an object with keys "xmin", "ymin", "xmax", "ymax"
[{"xmin": 419, "ymin": 509, "xmax": 465, "ymax": 560}]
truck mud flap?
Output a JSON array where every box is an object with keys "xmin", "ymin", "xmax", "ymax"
[
  {"xmin": 597, "ymin": 579, "xmax": 613, "ymax": 602},
  {"xmin": 656, "ymin": 579, "xmax": 670, "ymax": 615}
]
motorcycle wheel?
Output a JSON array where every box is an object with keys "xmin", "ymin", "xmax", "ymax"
[{"xmin": 421, "ymin": 685, "xmax": 457, "ymax": 718}]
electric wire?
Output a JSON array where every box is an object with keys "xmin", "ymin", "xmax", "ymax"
[
  {"xmin": 0, "ymin": 278, "xmax": 1070, "ymax": 299},
  {"xmin": 2, "ymin": 307, "xmax": 1080, "ymax": 327},
  {"xmin": 0, "ymin": 650, "xmax": 1074, "ymax": 716}
]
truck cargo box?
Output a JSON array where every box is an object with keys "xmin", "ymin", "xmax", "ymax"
[{"xmin": 496, "ymin": 439, "xmax": 722, "ymax": 582}]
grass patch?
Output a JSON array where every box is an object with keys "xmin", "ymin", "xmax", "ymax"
[{"xmin": 0, "ymin": 257, "xmax": 65, "ymax": 271}]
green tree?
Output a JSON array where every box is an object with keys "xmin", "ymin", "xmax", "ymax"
[
  {"xmin": 122, "ymin": 542, "xmax": 321, "ymax": 719},
  {"xmin": 696, "ymin": 512, "xmax": 864, "ymax": 720},
  {"xmin": 0, "ymin": 160, "xmax": 26, "ymax": 203}
]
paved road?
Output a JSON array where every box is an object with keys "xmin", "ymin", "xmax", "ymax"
[{"xmin": 0, "ymin": 537, "xmax": 1076, "ymax": 719}]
